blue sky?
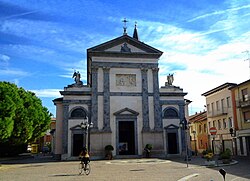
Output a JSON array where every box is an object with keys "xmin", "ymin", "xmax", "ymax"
[{"xmin": 0, "ymin": 0, "xmax": 249, "ymax": 116}]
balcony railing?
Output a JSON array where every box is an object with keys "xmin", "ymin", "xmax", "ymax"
[
  {"xmin": 237, "ymin": 96, "xmax": 250, "ymax": 108},
  {"xmin": 207, "ymin": 108, "xmax": 228, "ymax": 118}
]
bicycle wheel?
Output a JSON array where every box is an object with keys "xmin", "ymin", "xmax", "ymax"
[
  {"xmin": 79, "ymin": 162, "xmax": 84, "ymax": 175},
  {"xmin": 84, "ymin": 163, "xmax": 91, "ymax": 175}
]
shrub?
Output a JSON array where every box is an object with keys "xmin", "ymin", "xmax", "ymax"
[
  {"xmin": 220, "ymin": 148, "xmax": 232, "ymax": 159},
  {"xmin": 145, "ymin": 144, "xmax": 153, "ymax": 150},
  {"xmin": 202, "ymin": 150, "xmax": 208, "ymax": 156},
  {"xmin": 105, "ymin": 145, "xmax": 114, "ymax": 151}
]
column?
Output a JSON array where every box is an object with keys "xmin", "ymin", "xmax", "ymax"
[
  {"xmin": 103, "ymin": 67, "xmax": 111, "ymax": 132},
  {"xmin": 91, "ymin": 66, "xmax": 98, "ymax": 130},
  {"xmin": 62, "ymin": 104, "xmax": 69, "ymax": 154},
  {"xmin": 141, "ymin": 67, "xmax": 150, "ymax": 132},
  {"xmin": 152, "ymin": 67, "xmax": 162, "ymax": 131}
]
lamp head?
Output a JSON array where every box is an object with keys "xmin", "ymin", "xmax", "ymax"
[{"xmin": 80, "ymin": 122, "xmax": 87, "ymax": 129}]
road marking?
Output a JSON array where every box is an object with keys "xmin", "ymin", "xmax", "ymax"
[
  {"xmin": 231, "ymin": 174, "xmax": 250, "ymax": 181},
  {"xmin": 106, "ymin": 158, "xmax": 171, "ymax": 165},
  {"xmin": 177, "ymin": 173, "xmax": 199, "ymax": 181}
]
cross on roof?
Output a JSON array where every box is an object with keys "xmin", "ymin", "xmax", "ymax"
[{"xmin": 122, "ymin": 18, "xmax": 128, "ymax": 35}]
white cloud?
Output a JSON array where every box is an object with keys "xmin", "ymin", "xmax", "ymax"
[
  {"xmin": 29, "ymin": 89, "xmax": 62, "ymax": 98},
  {"xmin": 187, "ymin": 4, "xmax": 250, "ymax": 22},
  {"xmin": 0, "ymin": 54, "xmax": 10, "ymax": 61},
  {"xmin": 1, "ymin": 10, "xmax": 39, "ymax": 20},
  {"xmin": 135, "ymin": 16, "xmax": 249, "ymax": 115},
  {"xmin": 0, "ymin": 69, "xmax": 28, "ymax": 76},
  {"xmin": 0, "ymin": 54, "xmax": 10, "ymax": 67}
]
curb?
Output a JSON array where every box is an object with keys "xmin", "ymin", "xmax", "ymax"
[{"xmin": 201, "ymin": 160, "xmax": 238, "ymax": 167}]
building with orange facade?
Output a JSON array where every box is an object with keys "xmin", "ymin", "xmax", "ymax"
[
  {"xmin": 189, "ymin": 111, "xmax": 208, "ymax": 154},
  {"xmin": 230, "ymin": 79, "xmax": 250, "ymax": 156}
]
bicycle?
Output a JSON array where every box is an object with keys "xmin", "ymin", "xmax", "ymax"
[{"xmin": 79, "ymin": 160, "xmax": 91, "ymax": 175}]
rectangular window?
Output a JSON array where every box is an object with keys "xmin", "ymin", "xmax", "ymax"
[
  {"xmin": 221, "ymin": 99, "xmax": 225, "ymax": 112},
  {"xmin": 223, "ymin": 118, "xmax": 227, "ymax": 129},
  {"xmin": 199, "ymin": 125, "xmax": 202, "ymax": 133},
  {"xmin": 204, "ymin": 124, "xmax": 207, "ymax": 133},
  {"xmin": 208, "ymin": 122, "xmax": 211, "ymax": 129},
  {"xmin": 226, "ymin": 97, "xmax": 231, "ymax": 108},
  {"xmin": 211, "ymin": 103, "xmax": 214, "ymax": 114},
  {"xmin": 243, "ymin": 111, "xmax": 250, "ymax": 122},
  {"xmin": 213, "ymin": 120, "xmax": 216, "ymax": 127},
  {"xmin": 242, "ymin": 88, "xmax": 248, "ymax": 101},
  {"xmin": 218, "ymin": 120, "xmax": 221, "ymax": 130},
  {"xmin": 216, "ymin": 101, "xmax": 220, "ymax": 111},
  {"xmin": 228, "ymin": 117, "xmax": 232, "ymax": 128}
]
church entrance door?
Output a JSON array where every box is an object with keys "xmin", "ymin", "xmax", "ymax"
[
  {"xmin": 118, "ymin": 121, "xmax": 135, "ymax": 155},
  {"xmin": 73, "ymin": 134, "xmax": 83, "ymax": 156},
  {"xmin": 168, "ymin": 133, "xmax": 178, "ymax": 154}
]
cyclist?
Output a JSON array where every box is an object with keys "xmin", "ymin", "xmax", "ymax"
[{"xmin": 79, "ymin": 147, "xmax": 90, "ymax": 169}]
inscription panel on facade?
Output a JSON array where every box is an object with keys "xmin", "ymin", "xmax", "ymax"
[{"xmin": 116, "ymin": 74, "xmax": 136, "ymax": 87}]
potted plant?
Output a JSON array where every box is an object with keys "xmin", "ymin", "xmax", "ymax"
[
  {"xmin": 204, "ymin": 152, "xmax": 216, "ymax": 166},
  {"xmin": 220, "ymin": 148, "xmax": 232, "ymax": 164},
  {"xmin": 105, "ymin": 145, "xmax": 114, "ymax": 160},
  {"xmin": 201, "ymin": 150, "xmax": 208, "ymax": 158},
  {"xmin": 144, "ymin": 144, "xmax": 153, "ymax": 158}
]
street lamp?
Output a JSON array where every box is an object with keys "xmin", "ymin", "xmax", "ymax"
[
  {"xmin": 179, "ymin": 118, "xmax": 190, "ymax": 168},
  {"xmin": 192, "ymin": 130, "xmax": 197, "ymax": 156},
  {"xmin": 80, "ymin": 117, "xmax": 93, "ymax": 150}
]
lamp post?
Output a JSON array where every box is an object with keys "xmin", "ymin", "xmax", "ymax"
[
  {"xmin": 179, "ymin": 118, "xmax": 190, "ymax": 168},
  {"xmin": 192, "ymin": 130, "xmax": 197, "ymax": 156},
  {"xmin": 80, "ymin": 117, "xmax": 93, "ymax": 150}
]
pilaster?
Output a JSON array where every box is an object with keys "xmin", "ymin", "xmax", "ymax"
[
  {"xmin": 141, "ymin": 67, "xmax": 150, "ymax": 132},
  {"xmin": 103, "ymin": 67, "xmax": 111, "ymax": 132},
  {"xmin": 91, "ymin": 66, "xmax": 98, "ymax": 130},
  {"xmin": 62, "ymin": 104, "xmax": 69, "ymax": 154},
  {"xmin": 152, "ymin": 67, "xmax": 162, "ymax": 131}
]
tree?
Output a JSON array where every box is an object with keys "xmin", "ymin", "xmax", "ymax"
[
  {"xmin": 0, "ymin": 82, "xmax": 20, "ymax": 141},
  {"xmin": 0, "ymin": 81, "xmax": 52, "ymax": 154}
]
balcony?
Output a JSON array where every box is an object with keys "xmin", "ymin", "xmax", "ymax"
[
  {"xmin": 237, "ymin": 95, "xmax": 250, "ymax": 108},
  {"xmin": 207, "ymin": 108, "xmax": 228, "ymax": 118}
]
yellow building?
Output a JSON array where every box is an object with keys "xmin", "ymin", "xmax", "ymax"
[
  {"xmin": 189, "ymin": 111, "xmax": 208, "ymax": 154},
  {"xmin": 230, "ymin": 79, "xmax": 250, "ymax": 156}
]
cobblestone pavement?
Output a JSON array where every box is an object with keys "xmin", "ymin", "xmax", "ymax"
[{"xmin": 0, "ymin": 156, "xmax": 250, "ymax": 181}]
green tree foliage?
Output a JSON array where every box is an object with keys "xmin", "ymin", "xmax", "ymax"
[
  {"xmin": 0, "ymin": 81, "xmax": 51, "ymax": 145},
  {"xmin": 0, "ymin": 82, "xmax": 20, "ymax": 141}
]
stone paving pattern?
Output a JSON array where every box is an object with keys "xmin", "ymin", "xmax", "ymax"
[{"xmin": 0, "ymin": 155, "xmax": 250, "ymax": 181}]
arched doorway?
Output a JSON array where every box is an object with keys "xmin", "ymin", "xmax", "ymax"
[{"xmin": 69, "ymin": 107, "xmax": 88, "ymax": 157}]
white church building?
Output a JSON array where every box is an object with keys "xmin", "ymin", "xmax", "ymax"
[{"xmin": 53, "ymin": 25, "xmax": 190, "ymax": 160}]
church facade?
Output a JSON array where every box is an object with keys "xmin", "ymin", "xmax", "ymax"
[{"xmin": 53, "ymin": 26, "xmax": 189, "ymax": 160}]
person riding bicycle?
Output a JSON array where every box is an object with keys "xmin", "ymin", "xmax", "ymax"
[{"xmin": 79, "ymin": 147, "xmax": 90, "ymax": 167}]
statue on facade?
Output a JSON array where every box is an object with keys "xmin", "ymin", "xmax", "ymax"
[
  {"xmin": 166, "ymin": 73, "xmax": 174, "ymax": 86},
  {"xmin": 72, "ymin": 71, "xmax": 83, "ymax": 85}
]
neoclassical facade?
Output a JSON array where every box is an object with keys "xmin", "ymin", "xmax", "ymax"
[{"xmin": 53, "ymin": 27, "xmax": 189, "ymax": 160}]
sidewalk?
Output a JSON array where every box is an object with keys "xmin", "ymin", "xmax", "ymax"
[
  {"xmin": 169, "ymin": 155, "xmax": 238, "ymax": 167},
  {"xmin": 0, "ymin": 153, "xmax": 56, "ymax": 165}
]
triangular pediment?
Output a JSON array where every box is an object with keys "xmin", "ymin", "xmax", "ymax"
[
  {"xmin": 164, "ymin": 124, "xmax": 179, "ymax": 129},
  {"xmin": 113, "ymin": 107, "xmax": 139, "ymax": 116},
  {"xmin": 87, "ymin": 34, "xmax": 162, "ymax": 58}
]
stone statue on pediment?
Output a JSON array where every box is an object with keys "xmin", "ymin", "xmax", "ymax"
[
  {"xmin": 166, "ymin": 73, "xmax": 174, "ymax": 86},
  {"xmin": 72, "ymin": 71, "xmax": 83, "ymax": 86}
]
